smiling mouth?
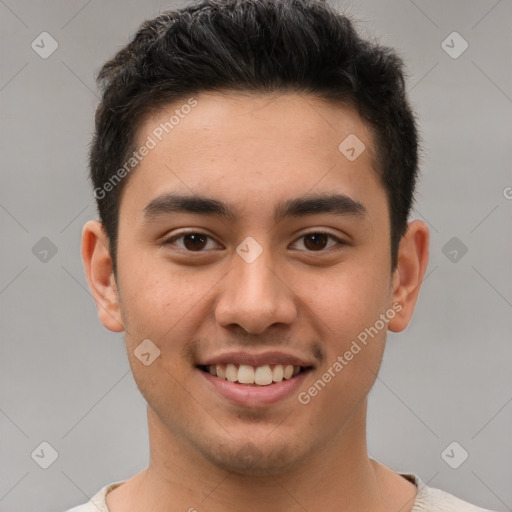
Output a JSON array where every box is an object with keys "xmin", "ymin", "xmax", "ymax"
[{"xmin": 197, "ymin": 363, "xmax": 312, "ymax": 386}]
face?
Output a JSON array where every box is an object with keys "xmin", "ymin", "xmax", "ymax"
[{"xmin": 91, "ymin": 92, "xmax": 415, "ymax": 475}]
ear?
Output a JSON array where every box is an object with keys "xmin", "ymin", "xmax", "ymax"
[
  {"xmin": 81, "ymin": 220, "xmax": 124, "ymax": 332},
  {"xmin": 388, "ymin": 220, "xmax": 430, "ymax": 332}
]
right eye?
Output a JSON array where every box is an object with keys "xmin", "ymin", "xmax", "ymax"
[{"xmin": 162, "ymin": 231, "xmax": 222, "ymax": 252}]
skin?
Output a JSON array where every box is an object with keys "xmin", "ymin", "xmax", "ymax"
[{"xmin": 82, "ymin": 91, "xmax": 429, "ymax": 512}]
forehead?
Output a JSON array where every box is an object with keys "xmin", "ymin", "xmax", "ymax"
[
  {"xmin": 122, "ymin": 91, "xmax": 384, "ymax": 218},
  {"xmin": 138, "ymin": 91, "xmax": 375, "ymax": 161}
]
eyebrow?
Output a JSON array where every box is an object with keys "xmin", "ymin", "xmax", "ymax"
[{"xmin": 143, "ymin": 192, "xmax": 367, "ymax": 223}]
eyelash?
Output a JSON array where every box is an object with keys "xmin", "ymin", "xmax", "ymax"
[{"xmin": 162, "ymin": 231, "xmax": 347, "ymax": 254}]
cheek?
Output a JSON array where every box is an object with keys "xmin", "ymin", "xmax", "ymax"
[
  {"xmin": 117, "ymin": 257, "xmax": 222, "ymax": 381},
  {"xmin": 293, "ymin": 262, "xmax": 390, "ymax": 394},
  {"xmin": 117, "ymin": 250, "xmax": 200, "ymax": 332},
  {"xmin": 293, "ymin": 263, "xmax": 391, "ymax": 337},
  {"xmin": 116, "ymin": 262, "xmax": 204, "ymax": 410}
]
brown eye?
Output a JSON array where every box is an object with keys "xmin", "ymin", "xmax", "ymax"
[
  {"xmin": 163, "ymin": 232, "xmax": 219, "ymax": 252},
  {"xmin": 303, "ymin": 233, "xmax": 329, "ymax": 251},
  {"xmin": 291, "ymin": 232, "xmax": 345, "ymax": 253},
  {"xmin": 181, "ymin": 233, "xmax": 208, "ymax": 251}
]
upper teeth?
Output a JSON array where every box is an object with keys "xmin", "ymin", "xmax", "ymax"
[{"xmin": 206, "ymin": 364, "xmax": 300, "ymax": 385}]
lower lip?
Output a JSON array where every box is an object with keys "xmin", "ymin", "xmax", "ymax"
[{"xmin": 198, "ymin": 368, "xmax": 311, "ymax": 407}]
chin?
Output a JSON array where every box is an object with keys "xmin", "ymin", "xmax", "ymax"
[{"xmin": 202, "ymin": 436, "xmax": 313, "ymax": 477}]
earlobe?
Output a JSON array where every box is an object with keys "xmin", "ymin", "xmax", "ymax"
[
  {"xmin": 81, "ymin": 220, "xmax": 124, "ymax": 332},
  {"xmin": 388, "ymin": 220, "xmax": 430, "ymax": 333}
]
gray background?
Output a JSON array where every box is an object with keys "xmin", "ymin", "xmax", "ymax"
[{"xmin": 0, "ymin": 0, "xmax": 511, "ymax": 511}]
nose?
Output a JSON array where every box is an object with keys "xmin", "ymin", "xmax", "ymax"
[{"xmin": 214, "ymin": 248, "xmax": 298, "ymax": 334}]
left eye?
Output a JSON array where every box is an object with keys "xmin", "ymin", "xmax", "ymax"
[
  {"xmin": 163, "ymin": 231, "xmax": 344, "ymax": 253},
  {"xmin": 290, "ymin": 232, "xmax": 344, "ymax": 252}
]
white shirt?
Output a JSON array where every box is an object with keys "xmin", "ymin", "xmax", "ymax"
[{"xmin": 64, "ymin": 473, "xmax": 496, "ymax": 511}]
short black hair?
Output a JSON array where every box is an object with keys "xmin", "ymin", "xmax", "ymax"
[{"xmin": 90, "ymin": 0, "xmax": 419, "ymax": 273}]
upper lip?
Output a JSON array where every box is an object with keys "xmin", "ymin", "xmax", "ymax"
[{"xmin": 198, "ymin": 351, "xmax": 315, "ymax": 368}]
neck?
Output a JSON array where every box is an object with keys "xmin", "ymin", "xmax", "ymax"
[{"xmin": 108, "ymin": 398, "xmax": 412, "ymax": 512}]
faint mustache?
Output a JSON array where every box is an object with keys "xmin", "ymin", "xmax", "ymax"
[{"xmin": 183, "ymin": 336, "xmax": 325, "ymax": 365}]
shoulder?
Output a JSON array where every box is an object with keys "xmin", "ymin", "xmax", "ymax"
[
  {"xmin": 62, "ymin": 481, "xmax": 125, "ymax": 512},
  {"xmin": 401, "ymin": 473, "xmax": 497, "ymax": 512}
]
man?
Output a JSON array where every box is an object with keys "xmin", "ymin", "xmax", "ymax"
[{"xmin": 69, "ymin": 0, "xmax": 495, "ymax": 510}]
